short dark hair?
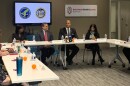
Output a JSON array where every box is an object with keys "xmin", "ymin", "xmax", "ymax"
[{"xmin": 41, "ymin": 23, "xmax": 48, "ymax": 27}]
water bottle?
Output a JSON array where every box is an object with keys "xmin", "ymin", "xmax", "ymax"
[
  {"xmin": 27, "ymin": 47, "xmax": 31, "ymax": 53},
  {"xmin": 104, "ymin": 34, "xmax": 107, "ymax": 38},
  {"xmin": 33, "ymin": 35, "xmax": 35, "ymax": 41},
  {"xmin": 12, "ymin": 38, "xmax": 16, "ymax": 45},
  {"xmin": 16, "ymin": 45, "xmax": 20, "ymax": 53},
  {"xmin": 21, "ymin": 41, "xmax": 24, "ymax": 47},
  {"xmin": 65, "ymin": 36, "xmax": 68, "ymax": 43},
  {"xmin": 128, "ymin": 36, "xmax": 130, "ymax": 42},
  {"xmin": 69, "ymin": 35, "xmax": 72, "ymax": 42},
  {"xmin": 20, "ymin": 45, "xmax": 23, "ymax": 53},
  {"xmin": 83, "ymin": 34, "xmax": 85, "ymax": 41},
  {"xmin": 61, "ymin": 35, "xmax": 64, "ymax": 42},
  {"xmin": 61, "ymin": 35, "xmax": 64, "ymax": 40},
  {"xmin": 32, "ymin": 52, "xmax": 36, "ymax": 60},
  {"xmin": 16, "ymin": 56, "xmax": 23, "ymax": 76}
]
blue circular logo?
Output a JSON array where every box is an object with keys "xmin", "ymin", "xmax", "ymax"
[{"xmin": 19, "ymin": 7, "xmax": 31, "ymax": 19}]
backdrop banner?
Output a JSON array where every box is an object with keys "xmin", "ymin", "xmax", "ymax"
[{"xmin": 65, "ymin": 5, "xmax": 97, "ymax": 17}]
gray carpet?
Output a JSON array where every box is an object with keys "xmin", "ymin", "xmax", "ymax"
[{"xmin": 39, "ymin": 48, "xmax": 130, "ymax": 86}]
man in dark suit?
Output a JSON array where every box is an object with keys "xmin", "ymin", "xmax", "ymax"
[
  {"xmin": 58, "ymin": 20, "xmax": 79, "ymax": 65},
  {"xmin": 123, "ymin": 47, "xmax": 130, "ymax": 70},
  {"xmin": 39, "ymin": 23, "xmax": 55, "ymax": 65},
  {"xmin": 123, "ymin": 37, "xmax": 130, "ymax": 70}
]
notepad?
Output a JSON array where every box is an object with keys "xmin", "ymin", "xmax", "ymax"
[
  {"xmin": 9, "ymin": 51, "xmax": 18, "ymax": 55},
  {"xmin": 25, "ymin": 41, "xmax": 36, "ymax": 43}
]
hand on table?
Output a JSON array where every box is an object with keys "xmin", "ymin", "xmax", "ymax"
[
  {"xmin": 1, "ymin": 75, "xmax": 11, "ymax": 86},
  {"xmin": 7, "ymin": 48, "xmax": 14, "ymax": 53},
  {"xmin": 1, "ymin": 50, "xmax": 6, "ymax": 52},
  {"xmin": 0, "ymin": 50, "xmax": 9, "ymax": 56},
  {"xmin": 44, "ymin": 45, "xmax": 51, "ymax": 48},
  {"xmin": 91, "ymin": 38, "xmax": 96, "ymax": 40}
]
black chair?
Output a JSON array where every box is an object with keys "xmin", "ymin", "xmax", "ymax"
[
  {"xmin": 48, "ymin": 46, "xmax": 60, "ymax": 66},
  {"xmin": 26, "ymin": 34, "xmax": 41, "ymax": 60},
  {"xmin": 82, "ymin": 46, "xmax": 102, "ymax": 65}
]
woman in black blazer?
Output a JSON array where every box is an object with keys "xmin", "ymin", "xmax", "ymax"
[
  {"xmin": 85, "ymin": 24, "xmax": 104, "ymax": 65},
  {"xmin": 12, "ymin": 25, "xmax": 27, "ymax": 42}
]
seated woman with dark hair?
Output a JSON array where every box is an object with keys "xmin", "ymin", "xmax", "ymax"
[
  {"xmin": 85, "ymin": 24, "xmax": 104, "ymax": 65},
  {"xmin": 0, "ymin": 67, "xmax": 11, "ymax": 86},
  {"xmin": 12, "ymin": 25, "xmax": 27, "ymax": 42},
  {"xmin": 0, "ymin": 43, "xmax": 28, "ymax": 86},
  {"xmin": 0, "ymin": 50, "xmax": 30, "ymax": 86},
  {"xmin": 0, "ymin": 50, "xmax": 11, "ymax": 86}
]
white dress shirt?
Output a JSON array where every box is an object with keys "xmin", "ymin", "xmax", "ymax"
[{"xmin": 66, "ymin": 28, "xmax": 70, "ymax": 36}]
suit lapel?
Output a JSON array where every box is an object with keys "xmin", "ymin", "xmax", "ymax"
[
  {"xmin": 47, "ymin": 31, "xmax": 49, "ymax": 41},
  {"xmin": 41, "ymin": 30, "xmax": 44, "ymax": 41},
  {"xmin": 63, "ymin": 27, "xmax": 67, "ymax": 35}
]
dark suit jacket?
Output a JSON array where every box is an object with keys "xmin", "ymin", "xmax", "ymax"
[
  {"xmin": 85, "ymin": 31, "xmax": 100, "ymax": 40},
  {"xmin": 38, "ymin": 30, "xmax": 54, "ymax": 49},
  {"xmin": 58, "ymin": 27, "xmax": 78, "ymax": 40},
  {"xmin": 39, "ymin": 30, "xmax": 53, "ymax": 41},
  {"xmin": 12, "ymin": 32, "xmax": 27, "ymax": 41}
]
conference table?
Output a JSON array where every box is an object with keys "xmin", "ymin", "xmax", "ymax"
[
  {"xmin": 1, "ymin": 43, "xmax": 59, "ymax": 83},
  {"xmin": 107, "ymin": 39, "xmax": 129, "ymax": 68},
  {"xmin": 23, "ymin": 38, "xmax": 130, "ymax": 69},
  {"xmin": 24, "ymin": 39, "xmax": 108, "ymax": 69}
]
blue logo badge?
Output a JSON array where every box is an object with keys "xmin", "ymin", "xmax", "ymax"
[{"xmin": 19, "ymin": 7, "xmax": 31, "ymax": 19}]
